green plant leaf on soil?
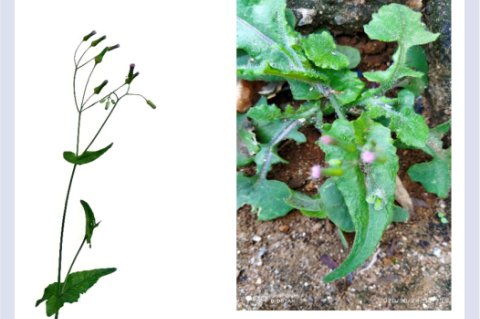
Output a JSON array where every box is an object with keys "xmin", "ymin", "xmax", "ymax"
[
  {"xmin": 318, "ymin": 115, "xmax": 398, "ymax": 281},
  {"xmin": 285, "ymin": 192, "xmax": 327, "ymax": 219},
  {"xmin": 319, "ymin": 178, "xmax": 354, "ymax": 232},
  {"xmin": 237, "ymin": 117, "xmax": 305, "ymax": 221},
  {"xmin": 392, "ymin": 205, "xmax": 410, "ymax": 222},
  {"xmin": 399, "ymin": 46, "xmax": 429, "ymax": 95},
  {"xmin": 63, "ymin": 143, "xmax": 113, "ymax": 165},
  {"xmin": 80, "ymin": 200, "xmax": 100, "ymax": 248},
  {"xmin": 351, "ymin": 4, "xmax": 439, "ymax": 106},
  {"xmin": 323, "ymin": 68, "xmax": 366, "ymax": 105},
  {"xmin": 336, "ymin": 45, "xmax": 361, "ymax": 69},
  {"xmin": 302, "ymin": 32, "xmax": 350, "ymax": 70},
  {"xmin": 408, "ymin": 120, "xmax": 451, "ymax": 198},
  {"xmin": 36, "ymin": 268, "xmax": 116, "ymax": 317},
  {"xmin": 237, "ymin": 112, "xmax": 260, "ymax": 167},
  {"xmin": 365, "ymin": 90, "xmax": 428, "ymax": 148},
  {"xmin": 247, "ymin": 100, "xmax": 320, "ymax": 121}
]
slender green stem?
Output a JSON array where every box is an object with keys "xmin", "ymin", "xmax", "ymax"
[
  {"xmin": 126, "ymin": 93, "xmax": 147, "ymax": 101},
  {"xmin": 61, "ymin": 238, "xmax": 86, "ymax": 294},
  {"xmin": 81, "ymin": 65, "xmax": 96, "ymax": 110},
  {"xmin": 78, "ymin": 56, "xmax": 95, "ymax": 69},
  {"xmin": 55, "ymin": 164, "xmax": 77, "ymax": 318}
]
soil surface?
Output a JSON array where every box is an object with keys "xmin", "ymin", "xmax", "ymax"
[{"xmin": 236, "ymin": 33, "xmax": 451, "ymax": 310}]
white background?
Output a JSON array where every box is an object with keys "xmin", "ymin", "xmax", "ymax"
[{"xmin": 14, "ymin": 1, "xmax": 464, "ymax": 319}]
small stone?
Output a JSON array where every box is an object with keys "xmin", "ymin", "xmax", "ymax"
[
  {"xmin": 274, "ymin": 269, "xmax": 280, "ymax": 275},
  {"xmin": 433, "ymin": 247, "xmax": 441, "ymax": 258},
  {"xmin": 258, "ymin": 248, "xmax": 268, "ymax": 259},
  {"xmin": 279, "ymin": 225, "xmax": 290, "ymax": 232},
  {"xmin": 305, "ymin": 182, "xmax": 315, "ymax": 191},
  {"xmin": 256, "ymin": 260, "xmax": 263, "ymax": 266},
  {"xmin": 252, "ymin": 235, "xmax": 261, "ymax": 242},
  {"xmin": 246, "ymin": 296, "xmax": 252, "ymax": 302},
  {"xmin": 429, "ymin": 296, "xmax": 437, "ymax": 302},
  {"xmin": 237, "ymin": 270, "xmax": 240, "ymax": 278},
  {"xmin": 256, "ymin": 278, "xmax": 262, "ymax": 284}
]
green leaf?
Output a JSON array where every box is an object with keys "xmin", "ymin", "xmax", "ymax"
[
  {"xmin": 237, "ymin": 112, "xmax": 260, "ymax": 167},
  {"xmin": 408, "ymin": 120, "xmax": 451, "ymax": 197},
  {"xmin": 36, "ymin": 268, "xmax": 116, "ymax": 317},
  {"xmin": 237, "ymin": 173, "xmax": 293, "ymax": 221},
  {"xmin": 63, "ymin": 143, "xmax": 113, "ymax": 165},
  {"xmin": 319, "ymin": 179, "xmax": 354, "ymax": 232},
  {"xmin": 400, "ymin": 46, "xmax": 429, "ymax": 95},
  {"xmin": 392, "ymin": 205, "xmax": 410, "ymax": 222},
  {"xmin": 285, "ymin": 191, "xmax": 327, "ymax": 218},
  {"xmin": 80, "ymin": 200, "xmax": 100, "ymax": 248},
  {"xmin": 366, "ymin": 90, "xmax": 428, "ymax": 148},
  {"xmin": 319, "ymin": 117, "xmax": 398, "ymax": 281},
  {"xmin": 336, "ymin": 45, "xmax": 361, "ymax": 69},
  {"xmin": 324, "ymin": 68, "xmax": 365, "ymax": 105},
  {"xmin": 237, "ymin": 116, "xmax": 305, "ymax": 221},
  {"xmin": 351, "ymin": 4, "xmax": 439, "ymax": 106},
  {"xmin": 247, "ymin": 100, "xmax": 320, "ymax": 121},
  {"xmin": 302, "ymin": 32, "xmax": 350, "ymax": 70}
]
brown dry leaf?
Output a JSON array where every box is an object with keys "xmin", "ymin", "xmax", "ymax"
[
  {"xmin": 236, "ymin": 79, "xmax": 263, "ymax": 113},
  {"xmin": 395, "ymin": 175, "xmax": 415, "ymax": 216}
]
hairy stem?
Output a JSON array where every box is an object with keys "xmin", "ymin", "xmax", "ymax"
[{"xmin": 328, "ymin": 94, "xmax": 345, "ymax": 120}]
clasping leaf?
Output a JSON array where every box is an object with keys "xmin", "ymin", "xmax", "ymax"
[{"xmin": 63, "ymin": 143, "xmax": 113, "ymax": 165}]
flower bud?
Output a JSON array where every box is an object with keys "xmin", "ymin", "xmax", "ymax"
[
  {"xmin": 94, "ymin": 47, "xmax": 109, "ymax": 64},
  {"xmin": 105, "ymin": 101, "xmax": 110, "ymax": 110},
  {"xmin": 328, "ymin": 159, "xmax": 342, "ymax": 166},
  {"xmin": 374, "ymin": 198, "xmax": 383, "ymax": 211},
  {"xmin": 146, "ymin": 100, "xmax": 156, "ymax": 109},
  {"xmin": 319, "ymin": 135, "xmax": 356, "ymax": 153},
  {"xmin": 107, "ymin": 44, "xmax": 120, "ymax": 51},
  {"xmin": 128, "ymin": 63, "xmax": 135, "ymax": 79},
  {"xmin": 321, "ymin": 167, "xmax": 344, "ymax": 177},
  {"xmin": 366, "ymin": 194, "xmax": 375, "ymax": 204},
  {"xmin": 83, "ymin": 30, "xmax": 96, "ymax": 42},
  {"xmin": 311, "ymin": 165, "xmax": 321, "ymax": 179},
  {"xmin": 361, "ymin": 151, "xmax": 375, "ymax": 163},
  {"xmin": 93, "ymin": 80, "xmax": 108, "ymax": 94},
  {"xmin": 91, "ymin": 35, "xmax": 106, "ymax": 47}
]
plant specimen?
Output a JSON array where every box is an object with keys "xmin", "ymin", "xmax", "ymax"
[
  {"xmin": 236, "ymin": 1, "xmax": 451, "ymax": 282},
  {"xmin": 36, "ymin": 30, "xmax": 156, "ymax": 317}
]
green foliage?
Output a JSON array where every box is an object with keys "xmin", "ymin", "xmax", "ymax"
[
  {"xmin": 63, "ymin": 143, "xmax": 113, "ymax": 165},
  {"xmin": 236, "ymin": 0, "xmax": 445, "ymax": 281},
  {"xmin": 408, "ymin": 121, "xmax": 451, "ymax": 197},
  {"xmin": 80, "ymin": 200, "xmax": 100, "ymax": 248},
  {"xmin": 36, "ymin": 268, "xmax": 116, "ymax": 317}
]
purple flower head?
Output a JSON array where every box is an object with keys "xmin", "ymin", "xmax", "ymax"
[
  {"xmin": 320, "ymin": 135, "xmax": 333, "ymax": 145},
  {"xmin": 91, "ymin": 30, "xmax": 97, "ymax": 35},
  {"xmin": 130, "ymin": 63, "xmax": 135, "ymax": 68},
  {"xmin": 311, "ymin": 165, "xmax": 321, "ymax": 179},
  {"xmin": 114, "ymin": 44, "xmax": 120, "ymax": 48},
  {"xmin": 361, "ymin": 151, "xmax": 375, "ymax": 163}
]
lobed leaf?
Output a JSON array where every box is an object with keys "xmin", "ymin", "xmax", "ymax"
[
  {"xmin": 285, "ymin": 191, "xmax": 327, "ymax": 219},
  {"xmin": 336, "ymin": 45, "xmax": 361, "ymax": 69},
  {"xmin": 400, "ymin": 46, "xmax": 429, "ymax": 95},
  {"xmin": 366, "ymin": 90, "xmax": 428, "ymax": 148},
  {"xmin": 319, "ymin": 179, "xmax": 354, "ymax": 232},
  {"xmin": 392, "ymin": 205, "xmax": 410, "ymax": 222},
  {"xmin": 36, "ymin": 268, "xmax": 116, "ymax": 317},
  {"xmin": 408, "ymin": 121, "xmax": 451, "ymax": 197},
  {"xmin": 237, "ymin": 112, "xmax": 260, "ymax": 167},
  {"xmin": 302, "ymin": 32, "xmax": 350, "ymax": 70},
  {"xmin": 247, "ymin": 100, "xmax": 320, "ymax": 121}
]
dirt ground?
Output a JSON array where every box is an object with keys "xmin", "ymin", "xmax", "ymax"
[{"xmin": 236, "ymin": 33, "xmax": 451, "ymax": 310}]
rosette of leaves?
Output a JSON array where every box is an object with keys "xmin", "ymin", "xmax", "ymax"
[{"xmin": 236, "ymin": 0, "xmax": 444, "ymax": 281}]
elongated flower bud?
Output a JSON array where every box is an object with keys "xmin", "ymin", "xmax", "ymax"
[
  {"xmin": 328, "ymin": 159, "xmax": 342, "ymax": 166},
  {"xmin": 311, "ymin": 165, "xmax": 343, "ymax": 179},
  {"xmin": 83, "ymin": 30, "xmax": 96, "ymax": 41},
  {"xmin": 361, "ymin": 151, "xmax": 387, "ymax": 164},
  {"xmin": 94, "ymin": 47, "xmax": 109, "ymax": 64},
  {"xmin": 93, "ymin": 80, "xmax": 108, "ymax": 94},
  {"xmin": 146, "ymin": 100, "xmax": 156, "ymax": 109},
  {"xmin": 107, "ymin": 44, "xmax": 120, "ymax": 51},
  {"xmin": 91, "ymin": 35, "xmax": 106, "ymax": 47},
  {"xmin": 128, "ymin": 63, "xmax": 135, "ymax": 79},
  {"xmin": 319, "ymin": 135, "xmax": 356, "ymax": 153}
]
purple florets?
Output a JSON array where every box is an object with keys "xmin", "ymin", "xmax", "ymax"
[
  {"xmin": 320, "ymin": 135, "xmax": 332, "ymax": 145},
  {"xmin": 114, "ymin": 44, "xmax": 120, "ymax": 48},
  {"xmin": 361, "ymin": 151, "xmax": 375, "ymax": 163},
  {"xmin": 91, "ymin": 30, "xmax": 96, "ymax": 35},
  {"xmin": 130, "ymin": 63, "xmax": 135, "ymax": 68},
  {"xmin": 311, "ymin": 165, "xmax": 321, "ymax": 179}
]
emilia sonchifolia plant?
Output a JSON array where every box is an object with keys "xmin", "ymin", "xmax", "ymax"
[
  {"xmin": 35, "ymin": 30, "xmax": 156, "ymax": 317},
  {"xmin": 236, "ymin": 1, "xmax": 451, "ymax": 282}
]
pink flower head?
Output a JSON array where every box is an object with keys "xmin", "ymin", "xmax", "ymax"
[
  {"xmin": 320, "ymin": 135, "xmax": 333, "ymax": 145},
  {"xmin": 311, "ymin": 165, "xmax": 321, "ymax": 179},
  {"xmin": 361, "ymin": 151, "xmax": 375, "ymax": 163}
]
